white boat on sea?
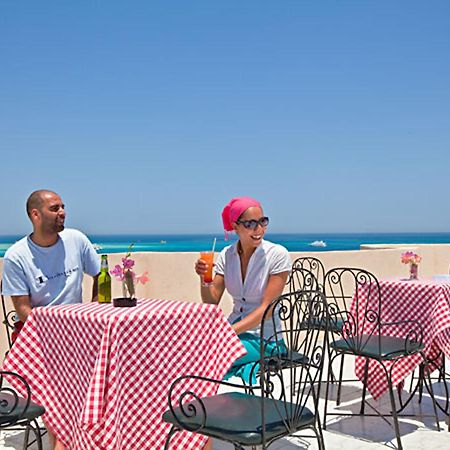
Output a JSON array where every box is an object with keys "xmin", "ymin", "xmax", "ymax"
[{"xmin": 309, "ymin": 240, "xmax": 327, "ymax": 248}]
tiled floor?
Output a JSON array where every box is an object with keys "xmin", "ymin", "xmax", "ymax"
[{"xmin": 1, "ymin": 357, "xmax": 449, "ymax": 449}]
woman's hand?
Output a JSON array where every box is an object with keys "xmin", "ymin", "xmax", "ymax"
[
  {"xmin": 195, "ymin": 258, "xmax": 210, "ymax": 278},
  {"xmin": 195, "ymin": 257, "xmax": 225, "ymax": 305}
]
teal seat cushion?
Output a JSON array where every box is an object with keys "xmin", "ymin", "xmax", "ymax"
[
  {"xmin": 279, "ymin": 350, "xmax": 309, "ymax": 368},
  {"xmin": 163, "ymin": 391, "xmax": 315, "ymax": 446},
  {"xmin": 328, "ymin": 317, "xmax": 345, "ymax": 333},
  {"xmin": 331, "ymin": 334, "xmax": 424, "ymax": 360},
  {"xmin": 301, "ymin": 316, "xmax": 344, "ymax": 333},
  {"xmin": 0, "ymin": 394, "xmax": 45, "ymax": 425}
]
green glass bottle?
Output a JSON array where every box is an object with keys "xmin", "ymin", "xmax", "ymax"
[{"xmin": 98, "ymin": 255, "xmax": 112, "ymax": 303}]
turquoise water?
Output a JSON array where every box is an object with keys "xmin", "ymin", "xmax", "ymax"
[{"xmin": 1, "ymin": 232, "xmax": 450, "ymax": 257}]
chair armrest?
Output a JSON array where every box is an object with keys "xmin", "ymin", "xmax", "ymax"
[
  {"xmin": 165, "ymin": 374, "xmax": 262, "ymax": 432},
  {"xmin": 0, "ymin": 371, "xmax": 32, "ymax": 427},
  {"xmin": 380, "ymin": 319, "xmax": 424, "ymax": 354}
]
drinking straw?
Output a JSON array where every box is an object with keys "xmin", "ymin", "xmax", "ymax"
[{"xmin": 211, "ymin": 237, "xmax": 217, "ymax": 253}]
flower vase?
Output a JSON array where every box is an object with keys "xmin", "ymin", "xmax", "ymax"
[
  {"xmin": 122, "ymin": 269, "xmax": 136, "ymax": 299},
  {"xmin": 113, "ymin": 270, "xmax": 137, "ymax": 307},
  {"xmin": 409, "ymin": 263, "xmax": 419, "ymax": 280}
]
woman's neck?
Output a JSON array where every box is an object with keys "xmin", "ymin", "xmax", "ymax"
[{"xmin": 237, "ymin": 241, "xmax": 257, "ymax": 259}]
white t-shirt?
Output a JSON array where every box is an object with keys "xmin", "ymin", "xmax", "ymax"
[
  {"xmin": 2, "ymin": 228, "xmax": 101, "ymax": 308},
  {"xmin": 214, "ymin": 239, "xmax": 292, "ymax": 339}
]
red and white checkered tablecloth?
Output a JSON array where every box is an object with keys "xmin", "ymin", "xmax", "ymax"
[
  {"xmin": 353, "ymin": 278, "xmax": 450, "ymax": 400},
  {"xmin": 1, "ymin": 299, "xmax": 246, "ymax": 450}
]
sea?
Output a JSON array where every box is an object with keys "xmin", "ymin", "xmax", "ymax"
[{"xmin": 1, "ymin": 232, "xmax": 450, "ymax": 257}]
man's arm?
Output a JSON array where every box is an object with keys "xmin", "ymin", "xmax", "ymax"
[{"xmin": 11, "ymin": 295, "xmax": 32, "ymax": 323}]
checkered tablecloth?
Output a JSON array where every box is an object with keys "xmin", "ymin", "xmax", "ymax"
[
  {"xmin": 353, "ymin": 278, "xmax": 450, "ymax": 400},
  {"xmin": 1, "ymin": 299, "xmax": 246, "ymax": 449}
]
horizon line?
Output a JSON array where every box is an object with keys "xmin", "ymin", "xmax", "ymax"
[{"xmin": 1, "ymin": 230, "xmax": 450, "ymax": 238}]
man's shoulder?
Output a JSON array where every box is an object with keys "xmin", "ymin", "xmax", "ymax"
[
  {"xmin": 3, "ymin": 236, "xmax": 29, "ymax": 260},
  {"xmin": 60, "ymin": 228, "xmax": 89, "ymax": 242}
]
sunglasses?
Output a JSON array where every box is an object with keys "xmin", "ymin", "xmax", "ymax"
[{"xmin": 236, "ymin": 216, "xmax": 270, "ymax": 230}]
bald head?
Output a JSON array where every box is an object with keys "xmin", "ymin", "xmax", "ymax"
[{"xmin": 26, "ymin": 190, "xmax": 59, "ymax": 218}]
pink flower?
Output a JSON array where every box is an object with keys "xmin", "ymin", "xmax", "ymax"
[
  {"xmin": 136, "ymin": 271, "xmax": 150, "ymax": 285},
  {"xmin": 111, "ymin": 265, "xmax": 124, "ymax": 280},
  {"xmin": 109, "ymin": 244, "xmax": 149, "ymax": 297},
  {"xmin": 122, "ymin": 257, "xmax": 135, "ymax": 269},
  {"xmin": 401, "ymin": 251, "xmax": 422, "ymax": 265}
]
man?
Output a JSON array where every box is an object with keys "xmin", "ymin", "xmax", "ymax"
[{"xmin": 1, "ymin": 189, "xmax": 100, "ymax": 450}]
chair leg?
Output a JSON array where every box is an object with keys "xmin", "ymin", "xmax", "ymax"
[
  {"xmin": 323, "ymin": 358, "xmax": 334, "ymax": 430},
  {"xmin": 315, "ymin": 417, "xmax": 326, "ymax": 450},
  {"xmin": 439, "ymin": 364, "xmax": 450, "ymax": 424},
  {"xmin": 328, "ymin": 344, "xmax": 337, "ymax": 383},
  {"xmin": 387, "ymin": 376, "xmax": 403, "ymax": 450},
  {"xmin": 418, "ymin": 364, "xmax": 425, "ymax": 404},
  {"xmin": 360, "ymin": 358, "xmax": 369, "ymax": 415},
  {"xmin": 431, "ymin": 351, "xmax": 445, "ymax": 383},
  {"xmin": 32, "ymin": 419, "xmax": 44, "ymax": 450},
  {"xmin": 440, "ymin": 356, "xmax": 446, "ymax": 383},
  {"xmin": 429, "ymin": 358, "xmax": 450, "ymax": 425},
  {"xmin": 409, "ymin": 366, "xmax": 415, "ymax": 392},
  {"xmin": 164, "ymin": 425, "xmax": 179, "ymax": 450},
  {"xmin": 420, "ymin": 355, "xmax": 442, "ymax": 431},
  {"xmin": 336, "ymin": 354, "xmax": 345, "ymax": 406},
  {"xmin": 23, "ymin": 423, "xmax": 31, "ymax": 450},
  {"xmin": 310, "ymin": 425, "xmax": 326, "ymax": 450},
  {"xmin": 427, "ymin": 372, "xmax": 441, "ymax": 431}
]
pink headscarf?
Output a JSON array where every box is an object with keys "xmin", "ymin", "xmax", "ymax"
[{"xmin": 221, "ymin": 197, "xmax": 262, "ymax": 236}]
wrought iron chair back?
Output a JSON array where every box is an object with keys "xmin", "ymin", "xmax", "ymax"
[
  {"xmin": 0, "ymin": 371, "xmax": 32, "ymax": 428},
  {"xmin": 0, "ymin": 370, "xmax": 45, "ymax": 449},
  {"xmin": 163, "ymin": 289, "xmax": 329, "ymax": 450},
  {"xmin": 324, "ymin": 267, "xmax": 383, "ymax": 353},
  {"xmin": 290, "ymin": 257, "xmax": 325, "ymax": 291},
  {"xmin": 257, "ymin": 290, "xmax": 328, "ymax": 445},
  {"xmin": 288, "ymin": 265, "xmax": 321, "ymax": 294}
]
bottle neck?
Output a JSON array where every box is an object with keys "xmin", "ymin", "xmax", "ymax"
[{"xmin": 101, "ymin": 258, "xmax": 109, "ymax": 271}]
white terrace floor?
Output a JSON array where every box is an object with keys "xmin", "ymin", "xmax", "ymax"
[{"xmin": 1, "ymin": 356, "xmax": 449, "ymax": 449}]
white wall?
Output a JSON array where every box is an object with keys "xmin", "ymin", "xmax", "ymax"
[{"xmin": 1, "ymin": 244, "xmax": 450, "ymax": 361}]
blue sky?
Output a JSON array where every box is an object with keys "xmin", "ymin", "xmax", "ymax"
[{"xmin": 1, "ymin": 1, "xmax": 449, "ymax": 235}]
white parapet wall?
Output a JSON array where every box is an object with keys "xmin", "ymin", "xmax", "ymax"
[{"xmin": 1, "ymin": 244, "xmax": 450, "ymax": 361}]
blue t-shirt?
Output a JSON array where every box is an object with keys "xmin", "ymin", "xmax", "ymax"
[{"xmin": 2, "ymin": 228, "xmax": 101, "ymax": 308}]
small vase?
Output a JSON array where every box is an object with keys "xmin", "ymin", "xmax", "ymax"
[
  {"xmin": 122, "ymin": 269, "xmax": 136, "ymax": 299},
  {"xmin": 114, "ymin": 270, "xmax": 137, "ymax": 307},
  {"xmin": 409, "ymin": 263, "xmax": 419, "ymax": 280}
]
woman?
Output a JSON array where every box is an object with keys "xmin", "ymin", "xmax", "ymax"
[
  {"xmin": 195, "ymin": 196, "xmax": 291, "ymax": 379},
  {"xmin": 195, "ymin": 197, "xmax": 291, "ymax": 449}
]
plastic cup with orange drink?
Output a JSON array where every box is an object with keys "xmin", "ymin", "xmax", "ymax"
[
  {"xmin": 200, "ymin": 251, "xmax": 215, "ymax": 285},
  {"xmin": 200, "ymin": 238, "xmax": 216, "ymax": 286}
]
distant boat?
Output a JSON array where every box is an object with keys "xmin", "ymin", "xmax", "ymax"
[
  {"xmin": 309, "ymin": 240, "xmax": 327, "ymax": 248},
  {"xmin": 160, "ymin": 240, "xmax": 167, "ymax": 244}
]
